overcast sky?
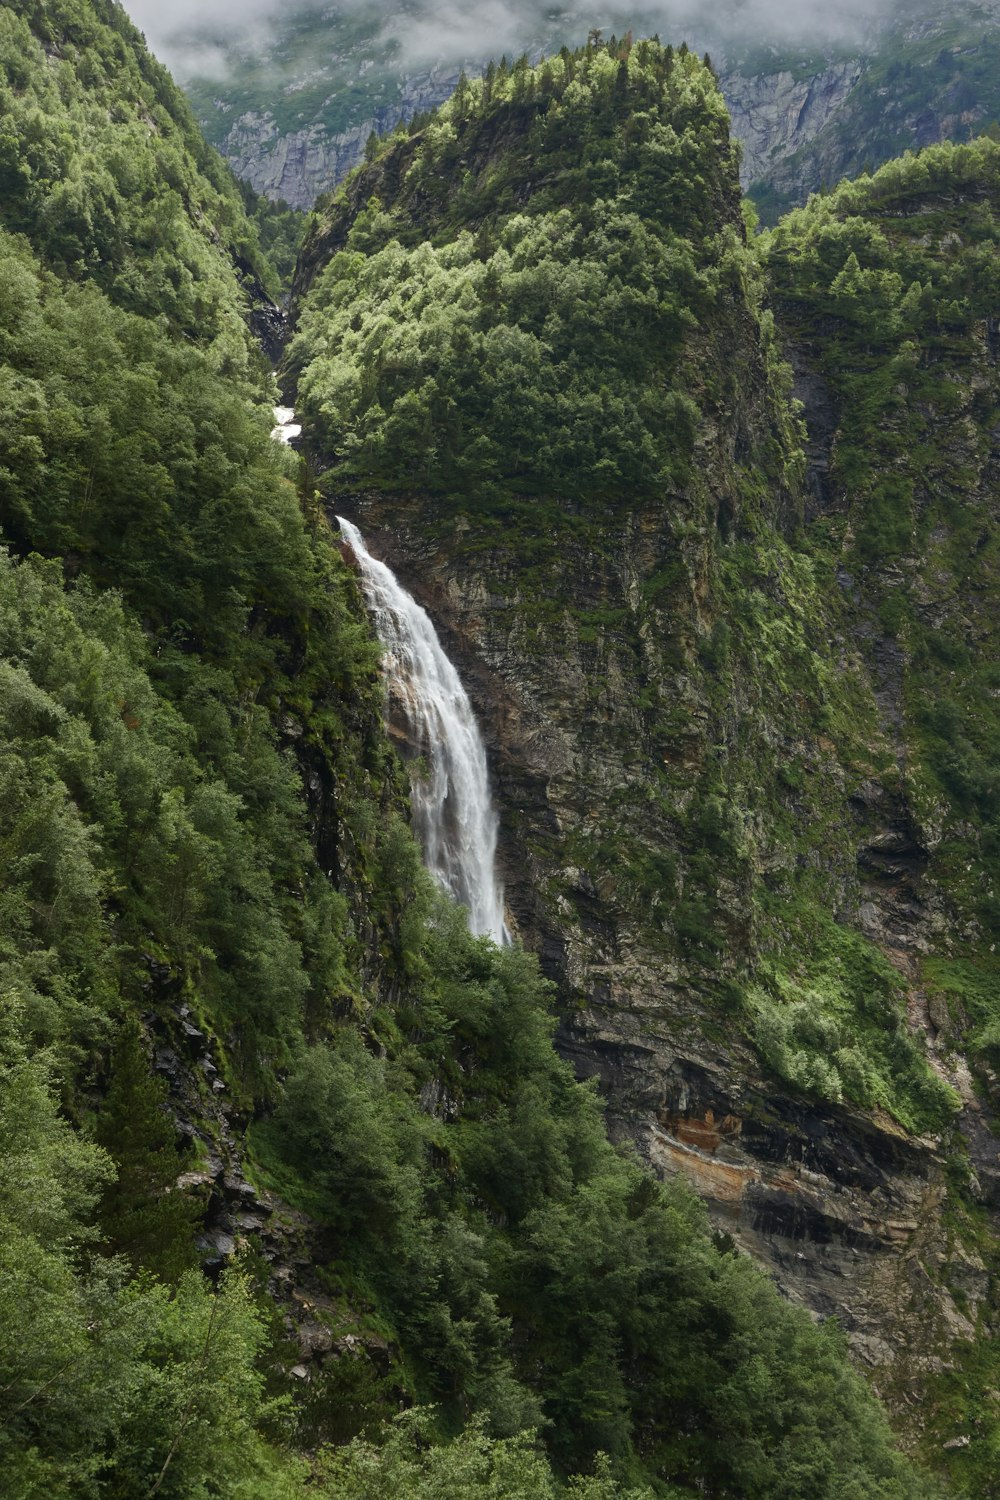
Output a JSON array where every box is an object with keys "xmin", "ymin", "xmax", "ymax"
[{"xmin": 125, "ymin": 0, "xmax": 903, "ymax": 79}]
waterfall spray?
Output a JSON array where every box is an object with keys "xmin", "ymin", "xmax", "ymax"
[{"xmin": 338, "ymin": 518, "xmax": 507, "ymax": 944}]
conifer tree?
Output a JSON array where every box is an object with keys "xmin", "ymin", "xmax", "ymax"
[{"xmin": 96, "ymin": 1019, "xmax": 203, "ymax": 1282}]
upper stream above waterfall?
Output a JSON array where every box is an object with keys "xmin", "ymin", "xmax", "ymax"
[{"xmin": 337, "ymin": 517, "xmax": 508, "ymax": 944}]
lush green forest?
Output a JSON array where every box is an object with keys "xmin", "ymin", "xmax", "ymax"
[
  {"xmin": 289, "ymin": 42, "xmax": 743, "ymax": 508},
  {"xmin": 0, "ymin": 6, "xmax": 978, "ymax": 1497}
]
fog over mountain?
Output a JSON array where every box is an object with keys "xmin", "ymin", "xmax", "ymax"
[{"xmin": 126, "ymin": 0, "xmax": 904, "ymax": 80}]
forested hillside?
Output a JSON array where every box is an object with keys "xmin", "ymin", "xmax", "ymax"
[
  {"xmin": 0, "ymin": 5, "xmax": 986, "ymax": 1498},
  {"xmin": 763, "ymin": 144, "xmax": 1000, "ymax": 1495}
]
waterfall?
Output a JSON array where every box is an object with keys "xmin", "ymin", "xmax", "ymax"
[{"xmin": 338, "ymin": 517, "xmax": 507, "ymax": 944}]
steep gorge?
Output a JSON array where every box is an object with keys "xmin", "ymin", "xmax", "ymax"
[{"xmin": 3, "ymin": 4, "xmax": 998, "ymax": 1494}]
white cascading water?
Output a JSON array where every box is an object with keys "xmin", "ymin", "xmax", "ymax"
[
  {"xmin": 337, "ymin": 517, "xmax": 508, "ymax": 944},
  {"xmin": 271, "ymin": 406, "xmax": 302, "ymax": 444}
]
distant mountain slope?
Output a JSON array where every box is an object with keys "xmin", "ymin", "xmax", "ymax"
[
  {"xmin": 175, "ymin": 0, "xmax": 1000, "ymax": 214},
  {"xmin": 747, "ymin": 7, "xmax": 1000, "ymax": 219}
]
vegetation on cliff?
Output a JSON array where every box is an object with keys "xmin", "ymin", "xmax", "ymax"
[
  {"xmin": 764, "ymin": 138, "xmax": 1000, "ymax": 1493},
  {"xmin": 0, "ymin": 8, "xmax": 962, "ymax": 1498},
  {"xmin": 288, "ymin": 34, "xmax": 1000, "ymax": 1496},
  {"xmin": 290, "ymin": 36, "xmax": 956, "ymax": 1136},
  {"xmin": 766, "ymin": 136, "xmax": 1000, "ymax": 895}
]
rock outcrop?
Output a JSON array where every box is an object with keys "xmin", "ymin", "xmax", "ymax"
[{"xmin": 723, "ymin": 60, "xmax": 864, "ymax": 189}]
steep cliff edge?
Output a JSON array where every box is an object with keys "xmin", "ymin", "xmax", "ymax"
[{"xmin": 289, "ymin": 41, "xmax": 1000, "ymax": 1474}]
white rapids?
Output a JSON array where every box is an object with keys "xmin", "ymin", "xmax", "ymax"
[
  {"xmin": 271, "ymin": 405, "xmax": 302, "ymax": 444},
  {"xmin": 338, "ymin": 516, "xmax": 507, "ymax": 944}
]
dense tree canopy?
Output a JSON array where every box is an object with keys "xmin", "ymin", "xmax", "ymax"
[{"xmin": 290, "ymin": 41, "xmax": 748, "ymax": 508}]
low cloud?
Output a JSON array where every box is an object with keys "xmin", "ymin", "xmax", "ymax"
[
  {"xmin": 124, "ymin": 0, "xmax": 903, "ymax": 82},
  {"xmin": 125, "ymin": 0, "xmax": 326, "ymax": 76},
  {"xmin": 127, "ymin": 0, "xmax": 296, "ymax": 47},
  {"xmin": 377, "ymin": 0, "xmax": 898, "ymax": 67}
]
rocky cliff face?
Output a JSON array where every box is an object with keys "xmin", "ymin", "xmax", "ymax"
[
  {"xmin": 744, "ymin": 8, "xmax": 1000, "ymax": 217},
  {"xmin": 723, "ymin": 60, "xmax": 864, "ymax": 189},
  {"xmin": 300, "ymin": 419, "xmax": 982, "ymax": 1400},
  {"xmin": 762, "ymin": 156, "xmax": 1000, "ymax": 1421},
  {"xmin": 287, "ymin": 59, "xmax": 1000, "ymax": 1423},
  {"xmin": 217, "ymin": 72, "xmax": 460, "ymax": 209},
  {"xmin": 326, "ymin": 480, "xmax": 989, "ymax": 1397}
]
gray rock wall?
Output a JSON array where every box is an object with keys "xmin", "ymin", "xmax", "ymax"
[
  {"xmin": 724, "ymin": 61, "xmax": 864, "ymax": 188},
  {"xmin": 214, "ymin": 61, "xmax": 868, "ymax": 209},
  {"xmin": 219, "ymin": 74, "xmax": 461, "ymax": 208}
]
